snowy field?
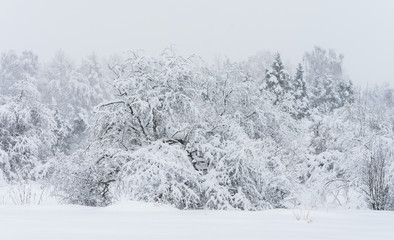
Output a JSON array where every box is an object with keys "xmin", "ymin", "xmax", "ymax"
[{"xmin": 0, "ymin": 202, "xmax": 393, "ymax": 240}]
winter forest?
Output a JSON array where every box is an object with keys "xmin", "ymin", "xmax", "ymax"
[{"xmin": 1, "ymin": 46, "xmax": 393, "ymax": 211}]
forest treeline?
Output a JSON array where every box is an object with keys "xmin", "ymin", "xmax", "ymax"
[{"xmin": 0, "ymin": 47, "xmax": 393, "ymax": 210}]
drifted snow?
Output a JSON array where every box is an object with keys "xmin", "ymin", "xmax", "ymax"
[{"xmin": 0, "ymin": 201, "xmax": 392, "ymax": 240}]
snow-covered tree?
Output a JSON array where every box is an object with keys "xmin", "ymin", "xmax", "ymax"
[
  {"xmin": 262, "ymin": 53, "xmax": 292, "ymax": 106},
  {"xmin": 241, "ymin": 51, "xmax": 274, "ymax": 80},
  {"xmin": 299, "ymin": 83, "xmax": 394, "ymax": 209},
  {"xmin": 40, "ymin": 52, "xmax": 111, "ymax": 154},
  {"xmin": 194, "ymin": 57, "xmax": 298, "ymax": 209},
  {"xmin": 0, "ymin": 51, "xmax": 56, "ymax": 181},
  {"xmin": 292, "ymin": 64, "xmax": 310, "ymax": 119},
  {"xmin": 303, "ymin": 47, "xmax": 354, "ymax": 113},
  {"xmin": 116, "ymin": 141, "xmax": 201, "ymax": 209},
  {"xmin": 0, "ymin": 51, "xmax": 39, "ymax": 96},
  {"xmin": 55, "ymin": 50, "xmax": 203, "ymax": 207},
  {"xmin": 262, "ymin": 54, "xmax": 311, "ymax": 119}
]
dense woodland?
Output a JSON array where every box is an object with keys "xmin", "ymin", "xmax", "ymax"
[{"xmin": 0, "ymin": 47, "xmax": 393, "ymax": 210}]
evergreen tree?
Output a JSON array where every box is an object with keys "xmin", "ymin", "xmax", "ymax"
[
  {"xmin": 303, "ymin": 47, "xmax": 354, "ymax": 113},
  {"xmin": 262, "ymin": 53, "xmax": 291, "ymax": 105},
  {"xmin": 292, "ymin": 64, "xmax": 310, "ymax": 119},
  {"xmin": 263, "ymin": 54, "xmax": 310, "ymax": 119}
]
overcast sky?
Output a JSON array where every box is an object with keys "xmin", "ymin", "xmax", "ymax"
[{"xmin": 0, "ymin": 0, "xmax": 393, "ymax": 87}]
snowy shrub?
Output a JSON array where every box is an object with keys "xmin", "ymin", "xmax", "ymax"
[
  {"xmin": 116, "ymin": 141, "xmax": 201, "ymax": 209},
  {"xmin": 51, "ymin": 152, "xmax": 113, "ymax": 206},
  {"xmin": 7, "ymin": 180, "xmax": 46, "ymax": 205},
  {"xmin": 193, "ymin": 118, "xmax": 294, "ymax": 210},
  {"xmin": 199, "ymin": 136, "xmax": 266, "ymax": 210},
  {"xmin": 361, "ymin": 139, "xmax": 393, "ymax": 210}
]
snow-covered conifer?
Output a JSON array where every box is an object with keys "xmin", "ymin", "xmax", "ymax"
[{"xmin": 303, "ymin": 47, "xmax": 354, "ymax": 113}]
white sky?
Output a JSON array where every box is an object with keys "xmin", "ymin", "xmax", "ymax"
[{"xmin": 0, "ymin": 0, "xmax": 393, "ymax": 87}]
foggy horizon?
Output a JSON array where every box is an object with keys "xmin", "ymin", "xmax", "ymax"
[{"xmin": 1, "ymin": 0, "xmax": 394, "ymax": 87}]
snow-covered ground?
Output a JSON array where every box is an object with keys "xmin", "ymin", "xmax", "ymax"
[{"xmin": 0, "ymin": 201, "xmax": 392, "ymax": 240}]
